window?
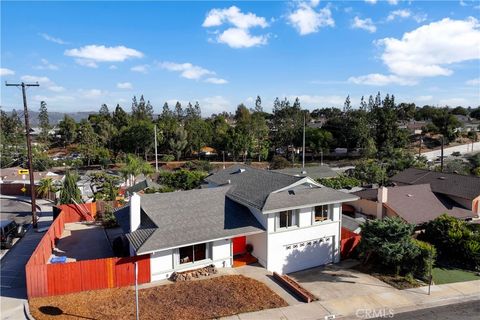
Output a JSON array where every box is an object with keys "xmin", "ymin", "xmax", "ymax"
[
  {"xmin": 314, "ymin": 205, "xmax": 330, "ymax": 222},
  {"xmin": 278, "ymin": 210, "xmax": 298, "ymax": 229},
  {"xmin": 179, "ymin": 243, "xmax": 207, "ymax": 264}
]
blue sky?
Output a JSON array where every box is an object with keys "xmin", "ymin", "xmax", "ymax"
[{"xmin": 1, "ymin": 0, "xmax": 479, "ymax": 115}]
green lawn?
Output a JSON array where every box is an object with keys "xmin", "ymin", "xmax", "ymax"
[{"xmin": 432, "ymin": 267, "xmax": 480, "ymax": 285}]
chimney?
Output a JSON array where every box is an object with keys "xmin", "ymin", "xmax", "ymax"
[
  {"xmin": 376, "ymin": 187, "xmax": 388, "ymax": 219},
  {"xmin": 130, "ymin": 193, "xmax": 141, "ymax": 232}
]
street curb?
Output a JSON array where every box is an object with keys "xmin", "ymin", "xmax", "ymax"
[{"xmin": 23, "ymin": 301, "xmax": 35, "ymax": 320}]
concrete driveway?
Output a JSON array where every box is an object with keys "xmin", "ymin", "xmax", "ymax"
[{"xmin": 289, "ymin": 260, "xmax": 397, "ymax": 301}]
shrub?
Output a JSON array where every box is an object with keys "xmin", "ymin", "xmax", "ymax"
[
  {"xmin": 409, "ymin": 239, "xmax": 437, "ymax": 279},
  {"xmin": 270, "ymin": 156, "xmax": 290, "ymax": 170},
  {"xmin": 161, "ymin": 154, "xmax": 175, "ymax": 162},
  {"xmin": 184, "ymin": 160, "xmax": 213, "ymax": 172},
  {"xmin": 157, "ymin": 169, "xmax": 207, "ymax": 190},
  {"xmin": 318, "ymin": 175, "xmax": 361, "ymax": 189},
  {"xmin": 100, "ymin": 204, "xmax": 118, "ymax": 228},
  {"xmin": 144, "ymin": 186, "xmax": 175, "ymax": 194}
]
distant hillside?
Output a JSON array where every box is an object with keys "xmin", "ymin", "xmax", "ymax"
[{"xmin": 3, "ymin": 109, "xmax": 96, "ymax": 126}]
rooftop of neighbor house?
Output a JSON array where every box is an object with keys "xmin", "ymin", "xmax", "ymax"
[
  {"xmin": 273, "ymin": 165, "xmax": 338, "ymax": 179},
  {"xmin": 126, "ymin": 178, "xmax": 161, "ymax": 194},
  {"xmin": 0, "ymin": 166, "xmax": 63, "ymax": 183},
  {"xmin": 353, "ymin": 184, "xmax": 475, "ymax": 225},
  {"xmin": 114, "ymin": 186, "xmax": 265, "ymax": 255},
  {"xmin": 390, "ymin": 168, "xmax": 480, "ymax": 201},
  {"xmin": 50, "ymin": 222, "xmax": 114, "ymax": 263},
  {"xmin": 205, "ymin": 164, "xmax": 304, "ymax": 210}
]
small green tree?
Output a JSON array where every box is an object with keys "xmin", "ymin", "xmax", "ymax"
[
  {"xmin": 120, "ymin": 154, "xmax": 154, "ymax": 187},
  {"xmin": 37, "ymin": 177, "xmax": 56, "ymax": 199},
  {"xmin": 59, "ymin": 171, "xmax": 81, "ymax": 204},
  {"xmin": 359, "ymin": 217, "xmax": 419, "ymax": 274}
]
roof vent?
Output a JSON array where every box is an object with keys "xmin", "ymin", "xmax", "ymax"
[
  {"xmin": 301, "ymin": 170, "xmax": 307, "ymax": 175},
  {"xmin": 439, "ymin": 176, "xmax": 446, "ymax": 180},
  {"xmin": 227, "ymin": 179, "xmax": 231, "ymax": 184},
  {"xmin": 237, "ymin": 168, "xmax": 246, "ymax": 173},
  {"xmin": 288, "ymin": 190, "xmax": 295, "ymax": 195},
  {"xmin": 407, "ymin": 194, "xmax": 413, "ymax": 197}
]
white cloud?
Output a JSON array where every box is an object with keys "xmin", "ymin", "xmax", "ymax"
[
  {"xmin": 65, "ymin": 45, "xmax": 143, "ymax": 67},
  {"xmin": 388, "ymin": 0, "xmax": 399, "ymax": 4},
  {"xmin": 288, "ymin": 2, "xmax": 334, "ymax": 35},
  {"xmin": 159, "ymin": 61, "xmax": 214, "ymax": 80},
  {"xmin": 203, "ymin": 6, "xmax": 268, "ymax": 29},
  {"xmin": 131, "ymin": 65, "xmax": 149, "ymax": 73},
  {"xmin": 117, "ymin": 82, "xmax": 133, "ymax": 89},
  {"xmin": 33, "ymin": 95, "xmax": 74, "ymax": 103},
  {"xmin": 387, "ymin": 9, "xmax": 426, "ymax": 23},
  {"xmin": 352, "ymin": 16, "xmax": 376, "ymax": 33},
  {"xmin": 439, "ymin": 97, "xmax": 468, "ymax": 106},
  {"xmin": 202, "ymin": 96, "xmax": 231, "ymax": 114},
  {"xmin": 204, "ymin": 77, "xmax": 228, "ymax": 84},
  {"xmin": 351, "ymin": 17, "xmax": 480, "ymax": 87},
  {"xmin": 217, "ymin": 28, "xmax": 268, "ymax": 48},
  {"xmin": 78, "ymin": 89, "xmax": 105, "ymax": 99},
  {"xmin": 34, "ymin": 58, "xmax": 59, "ymax": 70},
  {"xmin": 202, "ymin": 6, "xmax": 269, "ymax": 48},
  {"xmin": 379, "ymin": 17, "xmax": 480, "ymax": 78},
  {"xmin": 109, "ymin": 65, "xmax": 118, "ymax": 70},
  {"xmin": 466, "ymin": 77, "xmax": 480, "ymax": 86},
  {"xmin": 39, "ymin": 33, "xmax": 68, "ymax": 45},
  {"xmin": 0, "ymin": 68, "xmax": 15, "ymax": 76},
  {"xmin": 21, "ymin": 75, "xmax": 66, "ymax": 92},
  {"xmin": 416, "ymin": 95, "xmax": 433, "ymax": 102},
  {"xmin": 365, "ymin": 0, "xmax": 377, "ymax": 4},
  {"xmin": 348, "ymin": 74, "xmax": 417, "ymax": 86}
]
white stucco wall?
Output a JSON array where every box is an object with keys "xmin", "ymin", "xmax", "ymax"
[
  {"xmin": 150, "ymin": 249, "xmax": 173, "ymax": 281},
  {"xmin": 246, "ymin": 232, "xmax": 267, "ymax": 267},
  {"xmin": 211, "ymin": 239, "xmax": 232, "ymax": 268}
]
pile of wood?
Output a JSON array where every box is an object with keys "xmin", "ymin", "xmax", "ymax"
[{"xmin": 170, "ymin": 264, "xmax": 217, "ymax": 282}]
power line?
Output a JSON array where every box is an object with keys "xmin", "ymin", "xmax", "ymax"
[{"xmin": 5, "ymin": 81, "xmax": 40, "ymax": 228}]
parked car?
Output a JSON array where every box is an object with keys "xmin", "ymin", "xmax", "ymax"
[{"xmin": 0, "ymin": 220, "xmax": 26, "ymax": 249}]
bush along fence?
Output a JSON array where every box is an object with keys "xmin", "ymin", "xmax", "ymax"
[
  {"xmin": 340, "ymin": 227, "xmax": 361, "ymax": 260},
  {"xmin": 25, "ymin": 202, "xmax": 150, "ymax": 298}
]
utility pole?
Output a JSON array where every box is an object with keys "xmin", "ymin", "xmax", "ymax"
[
  {"xmin": 440, "ymin": 136, "xmax": 444, "ymax": 173},
  {"xmin": 418, "ymin": 135, "xmax": 422, "ymax": 157},
  {"xmin": 5, "ymin": 82, "xmax": 39, "ymax": 228},
  {"xmin": 154, "ymin": 125, "xmax": 158, "ymax": 172}
]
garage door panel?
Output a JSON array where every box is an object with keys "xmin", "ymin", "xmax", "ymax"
[{"xmin": 281, "ymin": 237, "xmax": 334, "ymax": 274}]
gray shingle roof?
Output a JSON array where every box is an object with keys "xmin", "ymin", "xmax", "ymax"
[
  {"xmin": 117, "ymin": 186, "xmax": 265, "ymax": 254},
  {"xmin": 263, "ymin": 187, "xmax": 359, "ymax": 212},
  {"xmin": 383, "ymin": 184, "xmax": 474, "ymax": 225},
  {"xmin": 205, "ymin": 165, "xmax": 303, "ymax": 210},
  {"xmin": 273, "ymin": 165, "xmax": 338, "ymax": 179},
  {"xmin": 390, "ymin": 168, "xmax": 480, "ymax": 200},
  {"xmin": 114, "ymin": 206, "xmax": 157, "ymax": 250},
  {"xmin": 126, "ymin": 178, "xmax": 161, "ymax": 194}
]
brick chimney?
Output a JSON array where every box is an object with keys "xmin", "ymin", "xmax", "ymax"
[
  {"xmin": 130, "ymin": 193, "xmax": 141, "ymax": 232},
  {"xmin": 376, "ymin": 187, "xmax": 388, "ymax": 219}
]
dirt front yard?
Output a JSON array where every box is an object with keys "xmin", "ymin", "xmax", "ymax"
[{"xmin": 29, "ymin": 275, "xmax": 288, "ymax": 320}]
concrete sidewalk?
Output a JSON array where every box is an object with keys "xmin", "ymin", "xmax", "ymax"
[
  {"xmin": 222, "ymin": 280, "xmax": 480, "ymax": 320},
  {"xmin": 1, "ymin": 198, "xmax": 54, "ymax": 320}
]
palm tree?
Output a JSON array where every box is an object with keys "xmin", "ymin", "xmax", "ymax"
[
  {"xmin": 120, "ymin": 154, "xmax": 154, "ymax": 187},
  {"xmin": 37, "ymin": 178, "xmax": 56, "ymax": 199}
]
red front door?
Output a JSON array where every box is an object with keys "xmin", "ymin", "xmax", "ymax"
[{"xmin": 232, "ymin": 236, "xmax": 246, "ymax": 256}]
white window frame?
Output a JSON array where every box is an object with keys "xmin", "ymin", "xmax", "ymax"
[
  {"xmin": 174, "ymin": 242, "xmax": 211, "ymax": 267},
  {"xmin": 276, "ymin": 210, "xmax": 299, "ymax": 231},
  {"xmin": 312, "ymin": 204, "xmax": 331, "ymax": 224}
]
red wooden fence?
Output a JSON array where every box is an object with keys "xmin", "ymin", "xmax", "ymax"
[
  {"xmin": 340, "ymin": 227, "xmax": 361, "ymax": 260},
  {"xmin": 26, "ymin": 202, "xmax": 150, "ymax": 298}
]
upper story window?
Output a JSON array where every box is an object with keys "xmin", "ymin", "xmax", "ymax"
[
  {"xmin": 277, "ymin": 210, "xmax": 298, "ymax": 230},
  {"xmin": 313, "ymin": 205, "xmax": 330, "ymax": 223}
]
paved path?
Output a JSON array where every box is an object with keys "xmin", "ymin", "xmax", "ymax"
[
  {"xmin": 0, "ymin": 198, "xmax": 54, "ymax": 320},
  {"xmin": 222, "ymin": 279, "xmax": 480, "ymax": 320},
  {"xmin": 421, "ymin": 141, "xmax": 480, "ymax": 160}
]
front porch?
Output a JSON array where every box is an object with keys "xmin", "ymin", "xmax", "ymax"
[{"xmin": 232, "ymin": 235, "xmax": 259, "ymax": 268}]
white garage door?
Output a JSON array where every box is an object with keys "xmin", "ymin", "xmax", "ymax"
[{"xmin": 281, "ymin": 236, "xmax": 334, "ymax": 274}]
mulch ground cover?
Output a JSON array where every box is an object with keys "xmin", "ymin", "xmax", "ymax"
[
  {"xmin": 353, "ymin": 263, "xmax": 425, "ymax": 290},
  {"xmin": 29, "ymin": 275, "xmax": 288, "ymax": 320}
]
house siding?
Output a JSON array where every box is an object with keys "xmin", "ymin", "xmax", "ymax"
[{"xmin": 246, "ymin": 232, "xmax": 267, "ymax": 267}]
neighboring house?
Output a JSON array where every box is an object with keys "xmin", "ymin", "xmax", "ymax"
[
  {"xmin": 273, "ymin": 165, "xmax": 337, "ymax": 180},
  {"xmin": 390, "ymin": 168, "xmax": 480, "ymax": 214},
  {"xmin": 398, "ymin": 120, "xmax": 429, "ymax": 135},
  {"xmin": 126, "ymin": 178, "xmax": 161, "ymax": 195},
  {"xmin": 115, "ymin": 165, "xmax": 358, "ymax": 281},
  {"xmin": 0, "ymin": 166, "xmax": 63, "ymax": 196},
  {"xmin": 347, "ymin": 184, "xmax": 476, "ymax": 225}
]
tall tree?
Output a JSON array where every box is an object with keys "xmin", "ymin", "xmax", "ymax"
[
  {"xmin": 59, "ymin": 171, "xmax": 81, "ymax": 204},
  {"xmin": 58, "ymin": 115, "xmax": 77, "ymax": 147},
  {"xmin": 174, "ymin": 101, "xmax": 184, "ymax": 121},
  {"xmin": 112, "ymin": 104, "xmax": 129, "ymax": 129},
  {"xmin": 131, "ymin": 95, "xmax": 153, "ymax": 121},
  {"xmin": 169, "ymin": 127, "xmax": 188, "ymax": 160},
  {"xmin": 38, "ymin": 101, "xmax": 50, "ymax": 143},
  {"xmin": 255, "ymin": 95, "xmax": 263, "ymax": 113}
]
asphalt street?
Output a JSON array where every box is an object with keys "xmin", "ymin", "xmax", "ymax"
[{"xmin": 376, "ymin": 300, "xmax": 480, "ymax": 320}]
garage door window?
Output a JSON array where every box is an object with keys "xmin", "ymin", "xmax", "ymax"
[
  {"xmin": 313, "ymin": 205, "xmax": 330, "ymax": 223},
  {"xmin": 277, "ymin": 210, "xmax": 298, "ymax": 230}
]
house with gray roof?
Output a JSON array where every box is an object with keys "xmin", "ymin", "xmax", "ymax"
[
  {"xmin": 115, "ymin": 165, "xmax": 358, "ymax": 280},
  {"xmin": 347, "ymin": 184, "xmax": 476, "ymax": 225}
]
